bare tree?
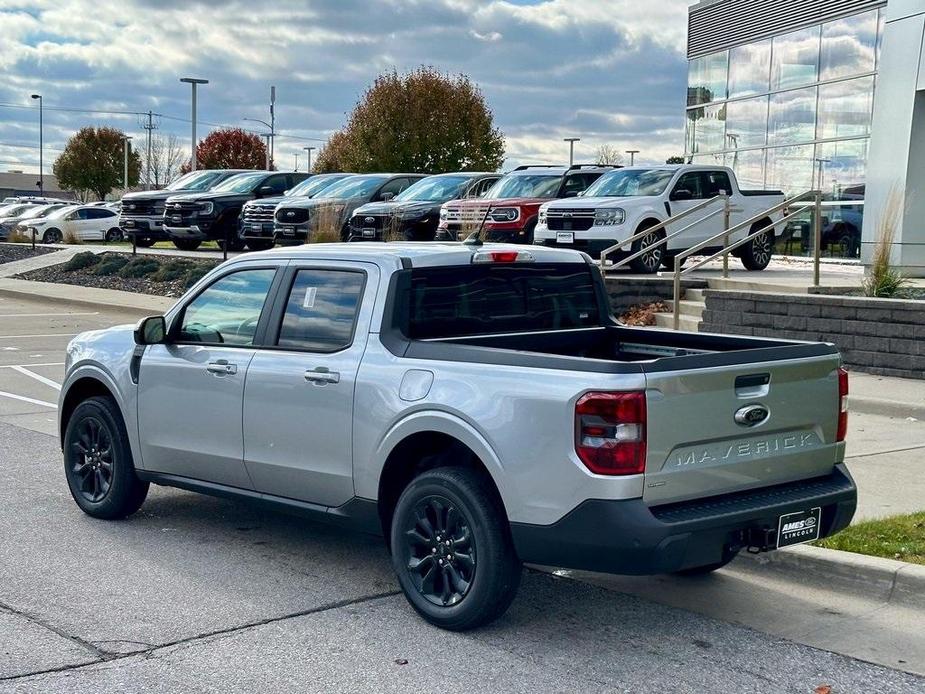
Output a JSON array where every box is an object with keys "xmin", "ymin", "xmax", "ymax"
[
  {"xmin": 597, "ymin": 144, "xmax": 624, "ymax": 166},
  {"xmin": 145, "ymin": 133, "xmax": 186, "ymax": 188}
]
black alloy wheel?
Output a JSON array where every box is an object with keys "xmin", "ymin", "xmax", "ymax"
[
  {"xmin": 105, "ymin": 228, "xmax": 123, "ymax": 242},
  {"xmin": 403, "ymin": 495, "xmax": 476, "ymax": 607},
  {"xmin": 68, "ymin": 416, "xmax": 114, "ymax": 503},
  {"xmin": 740, "ymin": 228, "xmax": 773, "ymax": 271},
  {"xmin": 42, "ymin": 228, "xmax": 63, "ymax": 244}
]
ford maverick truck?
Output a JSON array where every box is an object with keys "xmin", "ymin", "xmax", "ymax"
[
  {"xmin": 59, "ymin": 242, "xmax": 855, "ymax": 631},
  {"xmin": 534, "ymin": 165, "xmax": 784, "ymax": 271}
]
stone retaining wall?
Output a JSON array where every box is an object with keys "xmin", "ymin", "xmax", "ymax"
[{"xmin": 701, "ymin": 290, "xmax": 925, "ymax": 379}]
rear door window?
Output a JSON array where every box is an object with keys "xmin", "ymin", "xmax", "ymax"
[
  {"xmin": 276, "ymin": 269, "xmax": 365, "ymax": 351},
  {"xmin": 404, "ymin": 264, "xmax": 600, "ymax": 339}
]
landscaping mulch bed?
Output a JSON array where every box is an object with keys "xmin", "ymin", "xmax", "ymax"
[
  {"xmin": 0, "ymin": 243, "xmax": 58, "ymax": 265},
  {"xmin": 17, "ymin": 251, "xmax": 220, "ymax": 298},
  {"xmin": 619, "ymin": 301, "xmax": 670, "ymax": 326}
]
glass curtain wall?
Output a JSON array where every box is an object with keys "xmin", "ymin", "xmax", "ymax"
[{"xmin": 685, "ymin": 8, "xmax": 883, "ymax": 258}]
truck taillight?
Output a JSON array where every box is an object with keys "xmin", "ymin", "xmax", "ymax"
[
  {"xmin": 837, "ymin": 367, "xmax": 849, "ymax": 442},
  {"xmin": 575, "ymin": 391, "xmax": 646, "ymax": 475}
]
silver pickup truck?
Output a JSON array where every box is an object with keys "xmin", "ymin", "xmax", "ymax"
[{"xmin": 59, "ymin": 242, "xmax": 856, "ymax": 630}]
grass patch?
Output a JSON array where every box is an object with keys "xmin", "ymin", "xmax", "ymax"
[
  {"xmin": 815, "ymin": 511, "xmax": 925, "ymax": 565},
  {"xmin": 64, "ymin": 251, "xmax": 99, "ymax": 271},
  {"xmin": 152, "ymin": 258, "xmax": 195, "ymax": 282},
  {"xmin": 118, "ymin": 256, "xmax": 161, "ymax": 278}
]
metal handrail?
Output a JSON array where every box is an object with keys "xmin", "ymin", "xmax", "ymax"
[
  {"xmin": 599, "ymin": 194, "xmax": 728, "ymax": 268},
  {"xmin": 609, "ymin": 207, "xmax": 725, "ymax": 272},
  {"xmin": 670, "ymin": 189, "xmax": 822, "ymax": 330}
]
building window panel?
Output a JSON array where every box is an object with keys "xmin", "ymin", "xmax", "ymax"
[
  {"xmin": 688, "ymin": 51, "xmax": 728, "ymax": 106},
  {"xmin": 724, "ymin": 95, "xmax": 768, "ymax": 149},
  {"xmin": 771, "ymin": 26, "xmax": 821, "ymax": 91},
  {"xmin": 726, "ymin": 149, "xmax": 766, "ymax": 190},
  {"xmin": 728, "ymin": 39, "xmax": 771, "ymax": 98},
  {"xmin": 769, "ymin": 87, "xmax": 817, "ymax": 145},
  {"xmin": 766, "ymin": 144, "xmax": 815, "ymax": 195},
  {"xmin": 686, "ymin": 103, "xmax": 726, "ymax": 154},
  {"xmin": 816, "ymin": 76, "xmax": 874, "ymax": 140},
  {"xmin": 820, "ymin": 10, "xmax": 878, "ymax": 81},
  {"xmin": 814, "ymin": 139, "xmax": 868, "ymax": 200}
]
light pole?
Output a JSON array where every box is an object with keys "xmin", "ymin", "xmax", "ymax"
[
  {"xmin": 270, "ymin": 86, "xmax": 276, "ymax": 168},
  {"xmin": 123, "ymin": 135, "xmax": 133, "ymax": 195},
  {"xmin": 303, "ymin": 146, "xmax": 315, "ymax": 172},
  {"xmin": 30, "ymin": 94, "xmax": 42, "ymax": 194},
  {"xmin": 244, "ymin": 118, "xmax": 274, "ymax": 170},
  {"xmin": 293, "ymin": 152, "xmax": 300, "ymax": 171},
  {"xmin": 563, "ymin": 137, "xmax": 580, "ymax": 166},
  {"xmin": 625, "ymin": 149, "xmax": 639, "ymax": 165},
  {"xmin": 180, "ymin": 77, "xmax": 208, "ymax": 170}
]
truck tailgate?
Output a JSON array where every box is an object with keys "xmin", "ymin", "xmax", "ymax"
[{"xmin": 643, "ymin": 354, "xmax": 842, "ymax": 506}]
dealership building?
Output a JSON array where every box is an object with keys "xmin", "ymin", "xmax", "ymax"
[{"xmin": 686, "ymin": 0, "xmax": 925, "ymax": 274}]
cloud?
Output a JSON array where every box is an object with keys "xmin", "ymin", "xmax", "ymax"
[{"xmin": 0, "ymin": 0, "xmax": 691, "ymax": 178}]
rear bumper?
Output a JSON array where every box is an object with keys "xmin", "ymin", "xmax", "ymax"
[{"xmin": 510, "ymin": 464, "xmax": 857, "ymax": 575}]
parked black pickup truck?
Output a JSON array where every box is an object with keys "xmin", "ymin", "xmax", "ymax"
[
  {"xmin": 163, "ymin": 170, "xmax": 310, "ymax": 251},
  {"xmin": 347, "ymin": 172, "xmax": 499, "ymax": 241},
  {"xmin": 120, "ymin": 169, "xmax": 253, "ymax": 248}
]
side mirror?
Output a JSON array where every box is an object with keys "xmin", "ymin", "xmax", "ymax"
[
  {"xmin": 134, "ymin": 315, "xmax": 166, "ymax": 345},
  {"xmin": 380, "ymin": 192, "xmax": 396, "ymax": 201},
  {"xmin": 671, "ymin": 189, "xmax": 694, "ymax": 201},
  {"xmin": 283, "ymin": 189, "xmax": 291, "ymax": 196},
  {"xmin": 258, "ymin": 186, "xmax": 275, "ymax": 197},
  {"xmin": 563, "ymin": 190, "xmax": 580, "ymax": 198}
]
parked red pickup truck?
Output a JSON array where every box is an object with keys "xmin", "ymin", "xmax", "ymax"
[{"xmin": 436, "ymin": 164, "xmax": 617, "ymax": 244}]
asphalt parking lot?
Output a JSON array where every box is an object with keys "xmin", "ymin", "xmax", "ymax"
[{"xmin": 0, "ymin": 293, "xmax": 923, "ymax": 693}]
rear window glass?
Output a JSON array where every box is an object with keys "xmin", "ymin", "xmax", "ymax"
[
  {"xmin": 404, "ymin": 264, "xmax": 600, "ymax": 339},
  {"xmin": 277, "ymin": 269, "xmax": 365, "ymax": 351}
]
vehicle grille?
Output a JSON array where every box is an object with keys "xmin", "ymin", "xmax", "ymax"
[
  {"xmin": 546, "ymin": 208, "xmax": 595, "ymax": 231},
  {"xmin": 350, "ymin": 214, "xmax": 389, "ymax": 230},
  {"xmin": 242, "ymin": 204, "xmax": 275, "ymax": 225},
  {"xmin": 275, "ymin": 207, "xmax": 309, "ymax": 224},
  {"xmin": 164, "ymin": 201, "xmax": 198, "ymax": 222},
  {"xmin": 121, "ymin": 199, "xmax": 165, "ymax": 217},
  {"xmin": 443, "ymin": 206, "xmax": 491, "ymax": 223}
]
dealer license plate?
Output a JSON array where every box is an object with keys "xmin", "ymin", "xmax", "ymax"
[
  {"xmin": 362, "ymin": 228, "xmax": 376, "ymax": 238},
  {"xmin": 279, "ymin": 226, "xmax": 295, "ymax": 236},
  {"xmin": 556, "ymin": 231, "xmax": 574, "ymax": 243},
  {"xmin": 250, "ymin": 224, "xmax": 262, "ymax": 232},
  {"xmin": 122, "ymin": 220, "xmax": 135, "ymax": 228},
  {"xmin": 777, "ymin": 507, "xmax": 821, "ymax": 548},
  {"xmin": 170, "ymin": 215, "xmax": 182, "ymax": 224}
]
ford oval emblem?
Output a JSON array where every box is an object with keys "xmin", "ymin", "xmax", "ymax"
[
  {"xmin": 563, "ymin": 212, "xmax": 573, "ymax": 218},
  {"xmin": 734, "ymin": 404, "xmax": 770, "ymax": 427},
  {"xmin": 364, "ymin": 216, "xmax": 375, "ymax": 224},
  {"xmin": 286, "ymin": 210, "xmax": 295, "ymax": 217}
]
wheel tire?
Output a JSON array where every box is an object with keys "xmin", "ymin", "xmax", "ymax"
[
  {"xmin": 522, "ymin": 220, "xmax": 537, "ymax": 245},
  {"xmin": 390, "ymin": 466, "xmax": 522, "ymax": 631},
  {"xmin": 740, "ymin": 224, "xmax": 773, "ymax": 271},
  {"xmin": 105, "ymin": 228, "xmax": 123, "ymax": 243},
  {"xmin": 661, "ymin": 251, "xmax": 681, "ymax": 271},
  {"xmin": 134, "ymin": 236, "xmax": 156, "ymax": 248},
  {"xmin": 42, "ymin": 228, "xmax": 62, "ymax": 244},
  {"xmin": 63, "ymin": 396, "xmax": 149, "ymax": 520},
  {"xmin": 172, "ymin": 238, "xmax": 202, "ymax": 251},
  {"xmin": 246, "ymin": 239, "xmax": 274, "ymax": 251},
  {"xmin": 628, "ymin": 225, "xmax": 665, "ymax": 274},
  {"xmin": 673, "ymin": 551, "xmax": 739, "ymax": 576}
]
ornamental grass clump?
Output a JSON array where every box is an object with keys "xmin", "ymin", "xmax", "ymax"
[{"xmin": 862, "ymin": 187, "xmax": 910, "ymax": 298}]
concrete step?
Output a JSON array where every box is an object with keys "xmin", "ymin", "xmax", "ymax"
[
  {"xmin": 684, "ymin": 288, "xmax": 707, "ymax": 302},
  {"xmin": 674, "ymin": 300, "xmax": 706, "ymax": 317},
  {"xmin": 704, "ymin": 277, "xmax": 810, "ymax": 294},
  {"xmin": 654, "ymin": 311, "xmax": 701, "ymax": 332}
]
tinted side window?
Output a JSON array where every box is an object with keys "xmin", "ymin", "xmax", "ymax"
[
  {"xmin": 378, "ymin": 178, "xmax": 408, "ymax": 199},
  {"xmin": 673, "ymin": 172, "xmax": 703, "ymax": 198},
  {"xmin": 701, "ymin": 170, "xmax": 732, "ymax": 196},
  {"xmin": 88, "ymin": 208, "xmax": 115, "ymax": 219},
  {"xmin": 277, "ymin": 270, "xmax": 364, "ymax": 351},
  {"xmin": 179, "ymin": 269, "xmax": 276, "ymax": 346},
  {"xmin": 77, "ymin": 208, "xmax": 92, "ymax": 220},
  {"xmin": 265, "ymin": 175, "xmax": 289, "ymax": 194}
]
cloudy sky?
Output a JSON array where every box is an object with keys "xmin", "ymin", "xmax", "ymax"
[{"xmin": 0, "ymin": 0, "xmax": 692, "ymax": 181}]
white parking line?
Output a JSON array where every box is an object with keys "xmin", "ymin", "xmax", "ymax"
[
  {"xmin": 9, "ymin": 365, "xmax": 61, "ymax": 391},
  {"xmin": 0, "ymin": 390, "xmax": 57, "ymax": 408},
  {"xmin": 0, "ymin": 312, "xmax": 99, "ymax": 318},
  {"xmin": 0, "ymin": 362, "xmax": 66, "ymax": 368},
  {"xmin": 0, "ymin": 334, "xmax": 77, "ymax": 339}
]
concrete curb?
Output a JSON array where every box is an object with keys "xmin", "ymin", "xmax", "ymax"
[
  {"xmin": 848, "ymin": 395, "xmax": 925, "ymax": 421},
  {"xmin": 738, "ymin": 543, "xmax": 925, "ymax": 610},
  {"xmin": 0, "ymin": 278, "xmax": 174, "ymax": 313}
]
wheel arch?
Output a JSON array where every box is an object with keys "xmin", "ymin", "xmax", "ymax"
[
  {"xmin": 59, "ymin": 372, "xmax": 119, "ymax": 446},
  {"xmin": 373, "ymin": 414, "xmax": 509, "ymax": 541}
]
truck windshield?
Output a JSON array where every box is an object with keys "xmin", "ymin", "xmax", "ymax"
[
  {"xmin": 168, "ymin": 170, "xmax": 226, "ymax": 191},
  {"xmin": 210, "ymin": 173, "xmax": 266, "ymax": 193},
  {"xmin": 582, "ymin": 169, "xmax": 675, "ymax": 197},
  {"xmin": 485, "ymin": 174, "xmax": 561, "ymax": 200},
  {"xmin": 317, "ymin": 175, "xmax": 388, "ymax": 199},
  {"xmin": 403, "ymin": 264, "xmax": 601, "ymax": 339},
  {"xmin": 395, "ymin": 176, "xmax": 470, "ymax": 202},
  {"xmin": 287, "ymin": 175, "xmax": 349, "ymax": 198}
]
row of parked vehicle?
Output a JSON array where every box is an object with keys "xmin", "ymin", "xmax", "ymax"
[
  {"xmin": 115, "ymin": 162, "xmax": 787, "ymax": 273},
  {"xmin": 0, "ymin": 197, "xmax": 123, "ymax": 244}
]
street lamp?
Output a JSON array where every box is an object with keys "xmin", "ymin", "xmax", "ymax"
[
  {"xmin": 563, "ymin": 137, "xmax": 580, "ymax": 166},
  {"xmin": 180, "ymin": 77, "xmax": 208, "ymax": 170},
  {"xmin": 30, "ymin": 94, "xmax": 42, "ymax": 194},
  {"xmin": 123, "ymin": 136, "xmax": 133, "ymax": 194},
  {"xmin": 303, "ymin": 146, "xmax": 316, "ymax": 172},
  {"xmin": 244, "ymin": 117, "xmax": 274, "ymax": 170},
  {"xmin": 625, "ymin": 149, "xmax": 640, "ymax": 166}
]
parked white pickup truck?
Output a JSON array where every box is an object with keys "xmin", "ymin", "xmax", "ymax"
[
  {"xmin": 533, "ymin": 165, "xmax": 785, "ymax": 272},
  {"xmin": 58, "ymin": 242, "xmax": 854, "ymax": 630}
]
